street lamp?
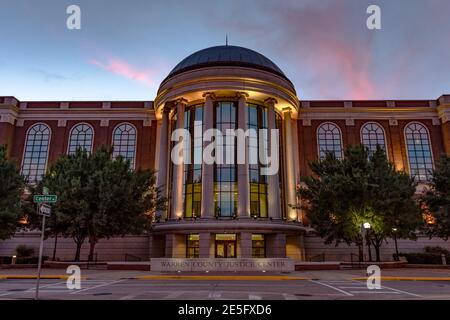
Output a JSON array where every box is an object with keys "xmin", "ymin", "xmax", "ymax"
[
  {"xmin": 362, "ymin": 222, "xmax": 372, "ymax": 262},
  {"xmin": 392, "ymin": 228, "xmax": 399, "ymax": 260}
]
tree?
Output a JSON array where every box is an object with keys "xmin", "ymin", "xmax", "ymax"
[
  {"xmin": 422, "ymin": 154, "xmax": 450, "ymax": 240},
  {"xmin": 299, "ymin": 144, "xmax": 421, "ymax": 261},
  {"xmin": 39, "ymin": 147, "xmax": 165, "ymax": 261},
  {"xmin": 0, "ymin": 145, "xmax": 25, "ymax": 239}
]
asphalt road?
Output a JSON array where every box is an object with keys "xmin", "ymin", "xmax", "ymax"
[{"xmin": 1, "ymin": 270, "xmax": 450, "ymax": 300}]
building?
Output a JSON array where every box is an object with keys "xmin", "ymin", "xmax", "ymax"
[{"xmin": 1, "ymin": 45, "xmax": 449, "ymax": 261}]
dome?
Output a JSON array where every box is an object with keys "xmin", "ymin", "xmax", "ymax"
[{"xmin": 164, "ymin": 45, "xmax": 290, "ymax": 82}]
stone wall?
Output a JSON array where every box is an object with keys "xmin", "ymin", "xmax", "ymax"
[
  {"xmin": 303, "ymin": 234, "xmax": 450, "ymax": 262},
  {"xmin": 0, "ymin": 232, "xmax": 150, "ymax": 261},
  {"xmin": 2, "ymin": 232, "xmax": 449, "ymax": 262}
]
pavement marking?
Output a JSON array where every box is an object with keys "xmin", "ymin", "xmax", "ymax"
[
  {"xmin": 308, "ymin": 280, "xmax": 354, "ymax": 296},
  {"xmin": 70, "ymin": 279, "xmax": 126, "ymax": 294},
  {"xmin": 351, "ymin": 277, "xmax": 450, "ymax": 281},
  {"xmin": 377, "ymin": 284, "xmax": 422, "ymax": 298},
  {"xmin": 0, "ymin": 280, "xmax": 67, "ymax": 297},
  {"xmin": 349, "ymin": 291, "xmax": 401, "ymax": 294},
  {"xmin": 0, "ymin": 275, "xmax": 87, "ymax": 280},
  {"xmin": 135, "ymin": 275, "xmax": 309, "ymax": 281}
]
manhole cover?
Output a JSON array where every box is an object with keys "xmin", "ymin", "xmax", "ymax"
[
  {"xmin": 8, "ymin": 289, "xmax": 26, "ymax": 292},
  {"xmin": 92, "ymin": 292, "xmax": 112, "ymax": 296}
]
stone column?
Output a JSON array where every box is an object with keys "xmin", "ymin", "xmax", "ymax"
[
  {"xmin": 156, "ymin": 106, "xmax": 171, "ymax": 219},
  {"xmin": 199, "ymin": 232, "xmax": 211, "ymax": 258},
  {"xmin": 283, "ymin": 108, "xmax": 297, "ymax": 220},
  {"xmin": 170, "ymin": 99, "xmax": 187, "ymax": 219},
  {"xmin": 201, "ymin": 93, "xmax": 215, "ymax": 218},
  {"xmin": 165, "ymin": 233, "xmax": 174, "ymax": 258},
  {"xmin": 239, "ymin": 233, "xmax": 252, "ymax": 258},
  {"xmin": 266, "ymin": 234, "xmax": 286, "ymax": 258},
  {"xmin": 265, "ymin": 98, "xmax": 281, "ymax": 219},
  {"xmin": 237, "ymin": 92, "xmax": 250, "ymax": 218}
]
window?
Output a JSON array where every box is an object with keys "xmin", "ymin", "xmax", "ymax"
[
  {"xmin": 68, "ymin": 123, "xmax": 94, "ymax": 154},
  {"xmin": 214, "ymin": 102, "xmax": 238, "ymax": 217},
  {"xmin": 252, "ymin": 234, "xmax": 265, "ymax": 258},
  {"xmin": 186, "ymin": 234, "xmax": 199, "ymax": 258},
  {"xmin": 405, "ymin": 122, "xmax": 434, "ymax": 181},
  {"xmin": 317, "ymin": 122, "xmax": 343, "ymax": 160},
  {"xmin": 21, "ymin": 123, "xmax": 51, "ymax": 182},
  {"xmin": 248, "ymin": 104, "xmax": 268, "ymax": 218},
  {"xmin": 361, "ymin": 122, "xmax": 386, "ymax": 156},
  {"xmin": 112, "ymin": 123, "xmax": 137, "ymax": 169},
  {"xmin": 183, "ymin": 104, "xmax": 203, "ymax": 218}
]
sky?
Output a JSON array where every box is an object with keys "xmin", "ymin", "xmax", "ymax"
[{"xmin": 0, "ymin": 0, "xmax": 449, "ymax": 101}]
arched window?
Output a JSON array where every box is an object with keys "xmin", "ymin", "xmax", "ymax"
[
  {"xmin": 68, "ymin": 123, "xmax": 94, "ymax": 154},
  {"xmin": 317, "ymin": 122, "xmax": 343, "ymax": 160},
  {"xmin": 21, "ymin": 123, "xmax": 51, "ymax": 182},
  {"xmin": 360, "ymin": 122, "xmax": 386, "ymax": 156},
  {"xmin": 405, "ymin": 122, "xmax": 434, "ymax": 181},
  {"xmin": 112, "ymin": 123, "xmax": 137, "ymax": 169}
]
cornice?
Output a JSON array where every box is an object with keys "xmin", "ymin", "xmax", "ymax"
[{"xmin": 298, "ymin": 106, "xmax": 441, "ymax": 122}]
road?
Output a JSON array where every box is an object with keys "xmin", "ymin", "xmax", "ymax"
[{"xmin": 1, "ymin": 268, "xmax": 450, "ymax": 300}]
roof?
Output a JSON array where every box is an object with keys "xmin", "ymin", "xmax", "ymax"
[{"xmin": 163, "ymin": 45, "xmax": 290, "ymax": 82}]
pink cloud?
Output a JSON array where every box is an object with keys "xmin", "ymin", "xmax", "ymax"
[{"xmin": 89, "ymin": 57, "xmax": 154, "ymax": 87}]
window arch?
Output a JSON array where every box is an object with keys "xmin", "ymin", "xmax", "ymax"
[
  {"xmin": 21, "ymin": 123, "xmax": 51, "ymax": 182},
  {"xmin": 68, "ymin": 123, "xmax": 94, "ymax": 154},
  {"xmin": 112, "ymin": 123, "xmax": 137, "ymax": 169},
  {"xmin": 360, "ymin": 122, "xmax": 387, "ymax": 156},
  {"xmin": 404, "ymin": 122, "xmax": 434, "ymax": 181},
  {"xmin": 317, "ymin": 122, "xmax": 343, "ymax": 160}
]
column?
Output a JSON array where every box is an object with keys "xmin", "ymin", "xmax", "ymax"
[
  {"xmin": 237, "ymin": 92, "xmax": 250, "ymax": 218},
  {"xmin": 201, "ymin": 93, "xmax": 215, "ymax": 218},
  {"xmin": 199, "ymin": 232, "xmax": 211, "ymax": 258},
  {"xmin": 283, "ymin": 108, "xmax": 297, "ymax": 220},
  {"xmin": 239, "ymin": 233, "xmax": 252, "ymax": 258},
  {"xmin": 265, "ymin": 98, "xmax": 281, "ymax": 219},
  {"xmin": 156, "ymin": 106, "xmax": 171, "ymax": 219},
  {"xmin": 170, "ymin": 99, "xmax": 187, "ymax": 219}
]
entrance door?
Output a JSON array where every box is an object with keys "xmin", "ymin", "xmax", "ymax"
[
  {"xmin": 215, "ymin": 234, "xmax": 236, "ymax": 258},
  {"xmin": 215, "ymin": 240, "xmax": 236, "ymax": 258}
]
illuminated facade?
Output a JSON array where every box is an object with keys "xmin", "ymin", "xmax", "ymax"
[{"xmin": 1, "ymin": 45, "xmax": 449, "ymax": 261}]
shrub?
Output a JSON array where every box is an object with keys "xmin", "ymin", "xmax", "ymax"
[
  {"xmin": 15, "ymin": 245, "xmax": 34, "ymax": 257},
  {"xmin": 398, "ymin": 252, "xmax": 449, "ymax": 264},
  {"xmin": 424, "ymin": 246, "xmax": 450, "ymax": 256}
]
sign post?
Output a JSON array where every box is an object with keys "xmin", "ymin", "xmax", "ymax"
[{"xmin": 34, "ymin": 193, "xmax": 56, "ymax": 300}]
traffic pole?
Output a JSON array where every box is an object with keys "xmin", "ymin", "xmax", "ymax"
[{"xmin": 35, "ymin": 204, "xmax": 46, "ymax": 300}]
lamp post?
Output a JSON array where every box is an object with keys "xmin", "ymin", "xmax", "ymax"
[
  {"xmin": 392, "ymin": 228, "xmax": 399, "ymax": 260},
  {"xmin": 362, "ymin": 222, "xmax": 372, "ymax": 262}
]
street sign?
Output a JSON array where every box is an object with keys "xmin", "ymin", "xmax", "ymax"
[
  {"xmin": 39, "ymin": 204, "xmax": 51, "ymax": 217},
  {"xmin": 34, "ymin": 195, "xmax": 57, "ymax": 203},
  {"xmin": 43, "ymin": 187, "xmax": 49, "ymax": 195}
]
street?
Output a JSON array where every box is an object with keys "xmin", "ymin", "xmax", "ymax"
[{"xmin": 1, "ymin": 268, "xmax": 450, "ymax": 300}]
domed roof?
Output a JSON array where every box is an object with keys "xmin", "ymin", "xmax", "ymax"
[{"xmin": 164, "ymin": 45, "xmax": 289, "ymax": 82}]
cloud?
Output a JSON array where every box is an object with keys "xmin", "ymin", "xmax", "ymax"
[{"xmin": 89, "ymin": 57, "xmax": 154, "ymax": 87}]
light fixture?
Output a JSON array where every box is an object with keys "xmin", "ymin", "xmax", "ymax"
[{"xmin": 363, "ymin": 222, "xmax": 371, "ymax": 229}]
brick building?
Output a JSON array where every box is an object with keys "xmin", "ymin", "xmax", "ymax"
[{"xmin": 1, "ymin": 45, "xmax": 449, "ymax": 261}]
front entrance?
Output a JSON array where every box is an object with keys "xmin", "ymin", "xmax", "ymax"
[{"xmin": 215, "ymin": 234, "xmax": 236, "ymax": 258}]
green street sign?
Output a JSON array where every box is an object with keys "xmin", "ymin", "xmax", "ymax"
[{"xmin": 34, "ymin": 195, "xmax": 57, "ymax": 203}]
